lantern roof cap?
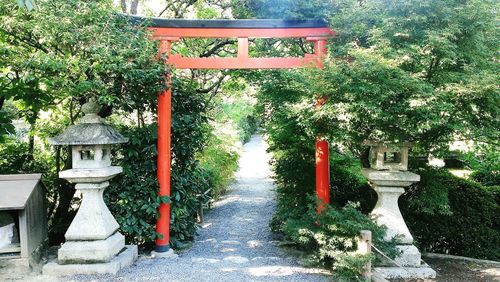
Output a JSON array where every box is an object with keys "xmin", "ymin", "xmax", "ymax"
[{"xmin": 48, "ymin": 99, "xmax": 128, "ymax": 146}]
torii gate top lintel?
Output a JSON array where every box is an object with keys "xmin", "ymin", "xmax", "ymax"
[{"xmin": 132, "ymin": 16, "xmax": 334, "ymax": 69}]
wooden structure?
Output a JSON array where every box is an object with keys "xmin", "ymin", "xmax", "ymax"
[{"xmin": 0, "ymin": 174, "xmax": 47, "ymax": 267}]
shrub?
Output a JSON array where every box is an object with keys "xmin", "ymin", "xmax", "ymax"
[
  {"xmin": 198, "ymin": 132, "xmax": 239, "ymax": 200},
  {"xmin": 105, "ymin": 125, "xmax": 162, "ymax": 248},
  {"xmin": 462, "ymin": 143, "xmax": 500, "ymax": 186},
  {"xmin": 470, "ymin": 170, "xmax": 500, "ymax": 187},
  {"xmin": 283, "ymin": 201, "xmax": 397, "ymax": 281},
  {"xmin": 329, "ymin": 153, "xmax": 377, "ymax": 214},
  {"xmin": 106, "ymin": 79, "xmax": 211, "ymax": 249},
  {"xmin": 401, "ymin": 166, "xmax": 500, "ymax": 260},
  {"xmin": 237, "ymin": 113, "xmax": 259, "ymax": 143}
]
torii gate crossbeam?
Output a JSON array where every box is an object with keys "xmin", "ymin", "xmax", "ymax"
[{"xmin": 133, "ymin": 17, "xmax": 334, "ymax": 254}]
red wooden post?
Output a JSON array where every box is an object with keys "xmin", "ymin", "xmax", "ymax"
[
  {"xmin": 315, "ymin": 139, "xmax": 330, "ymax": 212},
  {"xmin": 314, "ymin": 41, "xmax": 330, "ymax": 213},
  {"xmin": 155, "ymin": 40, "xmax": 172, "ymax": 252}
]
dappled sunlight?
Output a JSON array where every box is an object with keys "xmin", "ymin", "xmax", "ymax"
[
  {"xmin": 220, "ymin": 240, "xmax": 241, "ymax": 245},
  {"xmin": 198, "ymin": 238, "xmax": 217, "ymax": 243},
  {"xmin": 191, "ymin": 257, "xmax": 220, "ymax": 264},
  {"xmin": 223, "ymin": 256, "xmax": 250, "ymax": 263},
  {"xmin": 246, "ymin": 265, "xmax": 330, "ymax": 277},
  {"xmin": 247, "ymin": 240, "xmax": 263, "ymax": 248}
]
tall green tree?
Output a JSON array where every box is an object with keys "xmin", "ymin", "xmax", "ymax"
[{"xmin": 0, "ymin": 0, "xmax": 165, "ymax": 243}]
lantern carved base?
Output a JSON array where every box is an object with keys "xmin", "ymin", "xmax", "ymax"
[
  {"xmin": 64, "ymin": 181, "xmax": 120, "ymax": 241},
  {"xmin": 58, "ymin": 232, "xmax": 125, "ymax": 264},
  {"xmin": 43, "ymin": 245, "xmax": 137, "ymax": 276},
  {"xmin": 43, "ymin": 178, "xmax": 137, "ymax": 275},
  {"xmin": 362, "ymin": 169, "xmax": 436, "ymax": 279}
]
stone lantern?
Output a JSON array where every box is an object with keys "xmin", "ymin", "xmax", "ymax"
[
  {"xmin": 362, "ymin": 141, "xmax": 436, "ymax": 279},
  {"xmin": 43, "ymin": 99, "xmax": 137, "ymax": 276}
]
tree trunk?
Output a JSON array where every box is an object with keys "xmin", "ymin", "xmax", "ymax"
[
  {"xmin": 27, "ymin": 121, "xmax": 35, "ymax": 160},
  {"xmin": 130, "ymin": 0, "xmax": 139, "ymax": 15},
  {"xmin": 120, "ymin": 0, "xmax": 127, "ymax": 13},
  {"xmin": 49, "ymin": 146, "xmax": 76, "ymax": 245}
]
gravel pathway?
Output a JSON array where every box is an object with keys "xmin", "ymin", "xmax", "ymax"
[{"xmin": 35, "ymin": 135, "xmax": 330, "ymax": 282}]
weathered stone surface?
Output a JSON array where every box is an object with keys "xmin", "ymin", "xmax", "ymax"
[
  {"xmin": 71, "ymin": 145, "xmax": 112, "ymax": 169},
  {"xmin": 43, "ymin": 245, "xmax": 137, "ymax": 276},
  {"xmin": 48, "ymin": 123, "xmax": 128, "ymax": 145},
  {"xmin": 370, "ymin": 186, "xmax": 414, "ymax": 244},
  {"xmin": 363, "ymin": 168, "xmax": 437, "ymax": 279},
  {"xmin": 374, "ymin": 265, "xmax": 436, "ymax": 279},
  {"xmin": 364, "ymin": 141, "xmax": 411, "ymax": 171},
  {"xmin": 64, "ymin": 182, "xmax": 119, "ymax": 241},
  {"xmin": 395, "ymin": 245, "xmax": 422, "ymax": 266},
  {"xmin": 362, "ymin": 169, "xmax": 420, "ymax": 187},
  {"xmin": 59, "ymin": 166, "xmax": 122, "ymax": 183},
  {"xmin": 58, "ymin": 233, "xmax": 125, "ymax": 264},
  {"xmin": 48, "ymin": 99, "xmax": 127, "ymax": 146}
]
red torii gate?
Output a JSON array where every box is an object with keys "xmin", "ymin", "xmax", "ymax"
[{"xmin": 135, "ymin": 17, "xmax": 334, "ymax": 254}]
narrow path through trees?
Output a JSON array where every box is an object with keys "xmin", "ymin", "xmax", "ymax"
[{"xmin": 79, "ymin": 135, "xmax": 329, "ymax": 281}]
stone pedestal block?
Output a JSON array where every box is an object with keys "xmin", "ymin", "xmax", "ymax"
[
  {"xmin": 395, "ymin": 245, "xmax": 421, "ymax": 266},
  {"xmin": 64, "ymin": 182, "xmax": 119, "ymax": 241},
  {"xmin": 58, "ymin": 232, "xmax": 125, "ymax": 264},
  {"xmin": 371, "ymin": 186, "xmax": 413, "ymax": 244},
  {"xmin": 43, "ymin": 245, "xmax": 137, "ymax": 276},
  {"xmin": 362, "ymin": 168, "xmax": 436, "ymax": 279}
]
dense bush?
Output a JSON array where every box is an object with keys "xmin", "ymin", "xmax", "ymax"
[
  {"xmin": 237, "ymin": 113, "xmax": 259, "ymax": 143},
  {"xmin": 197, "ymin": 132, "xmax": 239, "ymax": 200},
  {"xmin": 283, "ymin": 201, "xmax": 397, "ymax": 281},
  {"xmin": 401, "ymin": 166, "xmax": 500, "ymax": 260},
  {"xmin": 106, "ymin": 79, "xmax": 211, "ymax": 248},
  {"xmin": 464, "ymin": 144, "xmax": 500, "ymax": 187},
  {"xmin": 105, "ymin": 125, "xmax": 162, "ymax": 248}
]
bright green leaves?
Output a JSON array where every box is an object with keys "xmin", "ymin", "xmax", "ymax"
[{"xmin": 0, "ymin": 0, "xmax": 165, "ymax": 120}]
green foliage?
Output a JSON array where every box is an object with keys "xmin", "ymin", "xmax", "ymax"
[
  {"xmin": 0, "ymin": 109, "xmax": 14, "ymax": 142},
  {"xmin": 0, "ymin": 0, "xmax": 167, "ymax": 246},
  {"xmin": 198, "ymin": 132, "xmax": 239, "ymax": 200},
  {"xmin": 463, "ymin": 143, "xmax": 500, "ymax": 186},
  {"xmin": 0, "ymin": 0, "xmax": 165, "ymax": 129},
  {"xmin": 237, "ymin": 113, "xmax": 259, "ymax": 143},
  {"xmin": 106, "ymin": 79, "xmax": 211, "ymax": 248},
  {"xmin": 328, "ymin": 153, "xmax": 377, "ymax": 214},
  {"xmin": 105, "ymin": 125, "xmax": 161, "ymax": 248},
  {"xmin": 246, "ymin": 0, "xmax": 499, "ymax": 157},
  {"xmin": 283, "ymin": 201, "xmax": 396, "ymax": 281},
  {"xmin": 0, "ymin": 139, "xmax": 55, "ymax": 179},
  {"xmin": 401, "ymin": 166, "xmax": 500, "ymax": 260},
  {"xmin": 0, "ymin": 139, "xmax": 60, "ymax": 230}
]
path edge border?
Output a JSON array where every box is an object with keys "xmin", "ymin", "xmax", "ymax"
[{"xmin": 423, "ymin": 252, "xmax": 500, "ymax": 265}]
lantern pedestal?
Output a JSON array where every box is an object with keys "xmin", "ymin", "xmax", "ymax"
[
  {"xmin": 43, "ymin": 245, "xmax": 137, "ymax": 276},
  {"xmin": 362, "ymin": 169, "xmax": 436, "ymax": 279},
  {"xmin": 43, "ymin": 176, "xmax": 137, "ymax": 275}
]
